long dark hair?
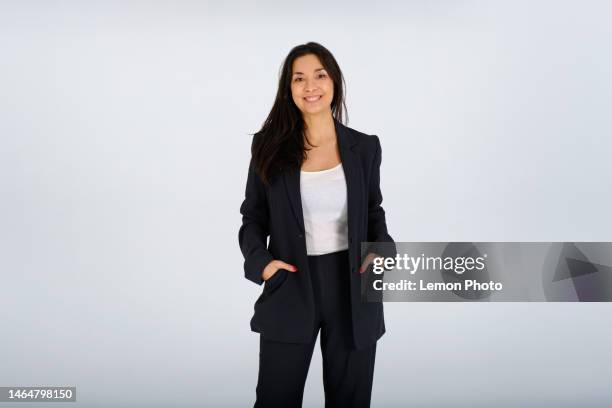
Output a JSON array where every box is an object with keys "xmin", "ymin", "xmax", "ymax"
[{"xmin": 251, "ymin": 42, "xmax": 348, "ymax": 185}]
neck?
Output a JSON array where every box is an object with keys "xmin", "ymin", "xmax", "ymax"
[{"xmin": 303, "ymin": 112, "xmax": 336, "ymax": 145}]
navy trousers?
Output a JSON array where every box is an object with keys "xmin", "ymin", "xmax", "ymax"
[{"xmin": 254, "ymin": 249, "xmax": 377, "ymax": 408}]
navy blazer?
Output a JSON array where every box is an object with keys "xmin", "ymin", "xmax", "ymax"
[{"xmin": 238, "ymin": 118, "xmax": 396, "ymax": 350}]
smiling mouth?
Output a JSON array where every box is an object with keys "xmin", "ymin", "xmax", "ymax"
[{"xmin": 304, "ymin": 95, "xmax": 322, "ymax": 102}]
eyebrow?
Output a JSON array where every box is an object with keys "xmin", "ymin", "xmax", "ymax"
[{"xmin": 292, "ymin": 68, "xmax": 327, "ymax": 75}]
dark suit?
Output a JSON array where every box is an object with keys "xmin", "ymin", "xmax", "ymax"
[{"xmin": 238, "ymin": 118, "xmax": 395, "ymax": 350}]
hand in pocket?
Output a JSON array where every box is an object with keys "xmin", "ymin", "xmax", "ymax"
[
  {"xmin": 262, "ymin": 259, "xmax": 298, "ymax": 281},
  {"xmin": 359, "ymin": 252, "xmax": 383, "ymax": 274}
]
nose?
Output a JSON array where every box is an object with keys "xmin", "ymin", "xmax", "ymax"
[{"xmin": 304, "ymin": 78, "xmax": 317, "ymax": 92}]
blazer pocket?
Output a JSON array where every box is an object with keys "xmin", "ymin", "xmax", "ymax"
[{"xmin": 263, "ymin": 268, "xmax": 288, "ymax": 294}]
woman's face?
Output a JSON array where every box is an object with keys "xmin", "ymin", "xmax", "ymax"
[{"xmin": 290, "ymin": 54, "xmax": 334, "ymax": 117}]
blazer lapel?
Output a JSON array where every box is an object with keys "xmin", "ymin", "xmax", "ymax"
[
  {"xmin": 284, "ymin": 164, "xmax": 304, "ymax": 233},
  {"xmin": 336, "ymin": 119, "xmax": 361, "ymax": 252},
  {"xmin": 283, "ymin": 119, "xmax": 361, "ymax": 241}
]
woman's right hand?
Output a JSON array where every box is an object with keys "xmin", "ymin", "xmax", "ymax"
[{"xmin": 262, "ymin": 260, "xmax": 298, "ymax": 281}]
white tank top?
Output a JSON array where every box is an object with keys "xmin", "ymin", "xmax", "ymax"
[{"xmin": 300, "ymin": 163, "xmax": 349, "ymax": 255}]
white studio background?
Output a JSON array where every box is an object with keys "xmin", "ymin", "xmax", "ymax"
[{"xmin": 1, "ymin": 1, "xmax": 611, "ymax": 407}]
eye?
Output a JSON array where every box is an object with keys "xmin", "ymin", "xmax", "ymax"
[
  {"xmin": 294, "ymin": 77, "xmax": 303, "ymax": 82},
  {"xmin": 318, "ymin": 73, "xmax": 327, "ymax": 78}
]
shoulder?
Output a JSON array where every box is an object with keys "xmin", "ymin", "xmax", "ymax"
[
  {"xmin": 342, "ymin": 123, "xmax": 381, "ymax": 157},
  {"xmin": 250, "ymin": 132, "xmax": 263, "ymax": 150}
]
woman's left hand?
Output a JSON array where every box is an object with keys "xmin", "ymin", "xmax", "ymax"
[{"xmin": 359, "ymin": 252, "xmax": 382, "ymax": 274}]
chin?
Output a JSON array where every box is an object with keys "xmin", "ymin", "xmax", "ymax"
[
  {"xmin": 302, "ymin": 109, "xmax": 325, "ymax": 116},
  {"xmin": 302, "ymin": 104, "xmax": 331, "ymax": 115}
]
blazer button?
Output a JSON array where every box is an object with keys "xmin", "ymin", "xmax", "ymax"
[{"xmin": 298, "ymin": 233, "xmax": 304, "ymax": 238}]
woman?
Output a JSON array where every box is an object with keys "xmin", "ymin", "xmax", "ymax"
[{"xmin": 238, "ymin": 42, "xmax": 395, "ymax": 408}]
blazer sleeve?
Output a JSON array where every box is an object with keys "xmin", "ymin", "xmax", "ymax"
[
  {"xmin": 238, "ymin": 137, "xmax": 274, "ymax": 286},
  {"xmin": 366, "ymin": 135, "xmax": 397, "ymax": 261}
]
